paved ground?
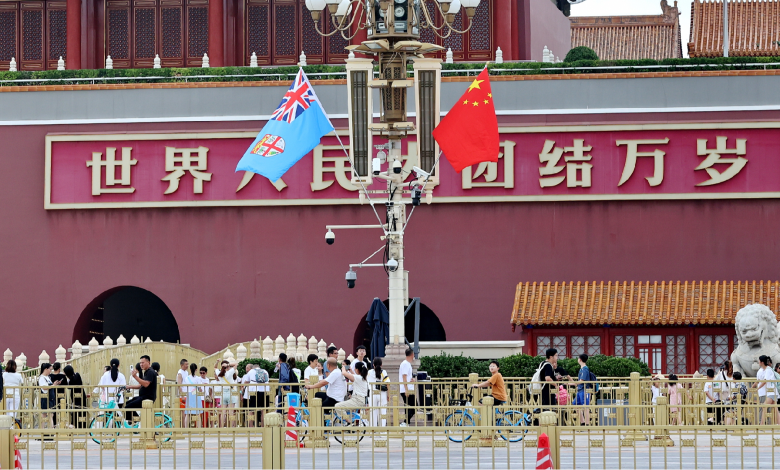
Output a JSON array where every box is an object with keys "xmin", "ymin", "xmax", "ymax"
[{"xmin": 15, "ymin": 430, "xmax": 780, "ymax": 469}]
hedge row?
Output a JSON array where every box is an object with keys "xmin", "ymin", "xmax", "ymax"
[
  {"xmin": 233, "ymin": 353, "xmax": 649, "ymax": 380},
  {"xmin": 1, "ymin": 56, "xmax": 778, "ymax": 84},
  {"xmin": 419, "ymin": 353, "xmax": 650, "ymax": 379}
]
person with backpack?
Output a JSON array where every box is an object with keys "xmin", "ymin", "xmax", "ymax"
[
  {"xmin": 533, "ymin": 349, "xmax": 558, "ymax": 409},
  {"xmin": 571, "ymin": 354, "xmax": 593, "ymax": 426}
]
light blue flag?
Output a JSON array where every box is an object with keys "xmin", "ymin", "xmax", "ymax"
[{"xmin": 236, "ymin": 69, "xmax": 335, "ymax": 182}]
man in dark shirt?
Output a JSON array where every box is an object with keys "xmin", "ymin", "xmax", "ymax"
[
  {"xmin": 125, "ymin": 355, "xmax": 158, "ymax": 422},
  {"xmin": 540, "ymin": 348, "xmax": 559, "ymax": 408}
]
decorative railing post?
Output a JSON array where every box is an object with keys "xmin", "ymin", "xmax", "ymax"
[
  {"xmin": 653, "ymin": 395, "xmax": 674, "ymax": 446},
  {"xmin": 262, "ymin": 412, "xmax": 285, "ymax": 469},
  {"xmin": 538, "ymin": 411, "xmax": 559, "ymax": 467},
  {"xmin": 626, "ymin": 372, "xmax": 647, "ymax": 440},
  {"xmin": 480, "ymin": 395, "xmax": 495, "ymax": 445},
  {"xmin": 0, "ymin": 415, "xmax": 14, "ymax": 469},
  {"xmin": 309, "ymin": 397, "xmax": 326, "ymax": 446}
]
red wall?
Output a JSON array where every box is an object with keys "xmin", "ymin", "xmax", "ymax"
[{"xmin": 2, "ymin": 113, "xmax": 780, "ymax": 359}]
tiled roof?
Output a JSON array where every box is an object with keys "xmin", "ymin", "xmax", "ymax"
[
  {"xmin": 569, "ymin": 0, "xmax": 683, "ymax": 60},
  {"xmin": 688, "ymin": 0, "xmax": 780, "ymax": 57},
  {"xmin": 510, "ymin": 281, "xmax": 780, "ymax": 327}
]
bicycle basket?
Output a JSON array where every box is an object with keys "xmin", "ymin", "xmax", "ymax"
[{"xmin": 99, "ymin": 400, "xmax": 116, "ymax": 409}]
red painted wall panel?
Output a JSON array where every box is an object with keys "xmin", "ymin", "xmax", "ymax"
[{"xmin": 1, "ymin": 116, "xmax": 779, "ymax": 358}]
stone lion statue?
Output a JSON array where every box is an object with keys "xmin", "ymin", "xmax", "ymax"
[{"xmin": 731, "ymin": 303, "xmax": 780, "ymax": 377}]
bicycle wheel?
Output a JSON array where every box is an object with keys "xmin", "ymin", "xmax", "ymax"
[
  {"xmin": 445, "ymin": 411, "xmax": 476, "ymax": 443},
  {"xmin": 496, "ymin": 411, "xmax": 530, "ymax": 442},
  {"xmin": 89, "ymin": 413, "xmax": 119, "ymax": 444},
  {"xmin": 331, "ymin": 413, "xmax": 366, "ymax": 444},
  {"xmin": 154, "ymin": 413, "xmax": 174, "ymax": 443}
]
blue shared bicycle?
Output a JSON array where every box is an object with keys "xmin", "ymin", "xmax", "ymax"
[
  {"xmin": 88, "ymin": 387, "xmax": 174, "ymax": 444},
  {"xmin": 444, "ymin": 393, "xmax": 535, "ymax": 443},
  {"xmin": 290, "ymin": 400, "xmax": 369, "ymax": 444}
]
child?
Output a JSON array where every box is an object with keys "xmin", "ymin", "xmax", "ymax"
[
  {"xmin": 472, "ymin": 360, "xmax": 508, "ymax": 405},
  {"xmin": 667, "ymin": 374, "xmax": 681, "ymax": 425}
]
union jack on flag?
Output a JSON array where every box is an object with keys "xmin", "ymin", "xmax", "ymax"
[{"xmin": 270, "ymin": 69, "xmax": 318, "ymax": 124}]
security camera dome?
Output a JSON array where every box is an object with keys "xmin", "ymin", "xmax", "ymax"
[
  {"xmin": 325, "ymin": 230, "xmax": 335, "ymax": 245},
  {"xmin": 386, "ymin": 258, "xmax": 399, "ymax": 272},
  {"xmin": 392, "ymin": 160, "xmax": 402, "ymax": 174}
]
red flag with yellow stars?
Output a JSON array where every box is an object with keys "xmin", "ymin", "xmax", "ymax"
[{"xmin": 432, "ymin": 67, "xmax": 499, "ymax": 173}]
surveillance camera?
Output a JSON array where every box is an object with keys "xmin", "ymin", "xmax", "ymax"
[
  {"xmin": 345, "ymin": 269, "xmax": 357, "ymax": 288},
  {"xmin": 392, "ymin": 160, "xmax": 402, "ymax": 174},
  {"xmin": 372, "ymin": 157, "xmax": 381, "ymax": 176},
  {"xmin": 411, "ymin": 187, "xmax": 422, "ymax": 206},
  {"xmin": 325, "ymin": 230, "xmax": 335, "ymax": 245},
  {"xmin": 386, "ymin": 258, "xmax": 399, "ymax": 272},
  {"xmin": 412, "ymin": 166, "xmax": 431, "ymax": 180}
]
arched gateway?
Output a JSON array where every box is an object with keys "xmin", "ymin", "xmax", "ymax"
[
  {"xmin": 72, "ymin": 286, "xmax": 180, "ymax": 345},
  {"xmin": 352, "ymin": 299, "xmax": 446, "ymax": 354}
]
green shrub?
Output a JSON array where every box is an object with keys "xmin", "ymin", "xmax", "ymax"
[
  {"xmin": 419, "ymin": 353, "xmax": 490, "ymax": 378},
  {"xmin": 565, "ymin": 46, "xmax": 599, "ymax": 62},
  {"xmin": 421, "ymin": 353, "xmax": 650, "ymax": 378}
]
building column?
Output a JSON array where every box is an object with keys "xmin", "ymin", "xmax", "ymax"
[
  {"xmin": 66, "ymin": 0, "xmax": 81, "ymax": 69},
  {"xmin": 510, "ymin": 0, "xmax": 518, "ymax": 60},
  {"xmin": 493, "ymin": 0, "xmax": 513, "ymax": 61},
  {"xmin": 208, "ymin": 0, "xmax": 224, "ymax": 67},
  {"xmin": 351, "ymin": 16, "xmax": 367, "ymax": 47}
]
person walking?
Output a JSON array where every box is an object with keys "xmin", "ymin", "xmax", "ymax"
[
  {"xmin": 184, "ymin": 363, "xmax": 202, "ymax": 428},
  {"xmin": 176, "ymin": 359, "xmax": 189, "ymax": 427},
  {"xmin": 63, "ymin": 365, "xmax": 86, "ymax": 428},
  {"xmin": 399, "ymin": 348, "xmax": 416, "ymax": 426},
  {"xmin": 337, "ymin": 362, "xmax": 369, "ymax": 423},
  {"xmin": 368, "ymin": 358, "xmax": 389, "ymax": 426},
  {"xmin": 667, "ymin": 374, "xmax": 682, "ymax": 425},
  {"xmin": 38, "ymin": 363, "xmax": 59, "ymax": 430},
  {"xmin": 539, "ymin": 349, "xmax": 558, "ymax": 409},
  {"xmin": 125, "ymin": 355, "xmax": 158, "ymax": 422},
  {"xmin": 753, "ymin": 355, "xmax": 776, "ymax": 425},
  {"xmin": 3, "ymin": 360, "xmax": 23, "ymax": 419},
  {"xmin": 569, "ymin": 355, "xmax": 592, "ymax": 426}
]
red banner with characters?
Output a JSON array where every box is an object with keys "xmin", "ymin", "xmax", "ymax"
[{"xmin": 45, "ymin": 123, "xmax": 780, "ymax": 209}]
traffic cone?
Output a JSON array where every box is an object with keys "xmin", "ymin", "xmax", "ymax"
[
  {"xmin": 14, "ymin": 435, "xmax": 23, "ymax": 469},
  {"xmin": 536, "ymin": 432, "xmax": 553, "ymax": 470},
  {"xmin": 285, "ymin": 406, "xmax": 303, "ymax": 447}
]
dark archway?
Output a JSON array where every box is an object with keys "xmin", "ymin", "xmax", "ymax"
[
  {"xmin": 352, "ymin": 300, "xmax": 446, "ymax": 355},
  {"xmin": 73, "ymin": 286, "xmax": 180, "ymax": 344}
]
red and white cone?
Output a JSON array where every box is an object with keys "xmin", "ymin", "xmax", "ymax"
[
  {"xmin": 14, "ymin": 435, "xmax": 23, "ymax": 469},
  {"xmin": 536, "ymin": 432, "xmax": 553, "ymax": 470},
  {"xmin": 285, "ymin": 406, "xmax": 303, "ymax": 447}
]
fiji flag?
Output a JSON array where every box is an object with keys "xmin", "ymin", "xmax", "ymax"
[{"xmin": 236, "ymin": 69, "xmax": 334, "ymax": 182}]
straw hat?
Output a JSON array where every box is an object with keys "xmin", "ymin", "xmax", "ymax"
[
  {"xmin": 692, "ymin": 371, "xmax": 703, "ymax": 379},
  {"xmin": 653, "ymin": 373, "xmax": 666, "ymax": 381}
]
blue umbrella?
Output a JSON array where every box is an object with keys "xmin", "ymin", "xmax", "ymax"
[{"xmin": 367, "ymin": 298, "xmax": 390, "ymax": 359}]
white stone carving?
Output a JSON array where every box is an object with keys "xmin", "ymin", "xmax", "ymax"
[
  {"xmin": 39, "ymin": 350, "xmax": 50, "ymax": 366},
  {"xmin": 71, "ymin": 341, "xmax": 82, "ymax": 360},
  {"xmin": 106, "ymin": 56, "xmax": 113, "ymax": 69},
  {"xmin": 495, "ymin": 47, "xmax": 503, "ymax": 64},
  {"xmin": 153, "ymin": 54, "xmax": 161, "ymax": 69},
  {"xmin": 250, "ymin": 339, "xmax": 261, "ymax": 359},
  {"xmin": 298, "ymin": 51, "xmax": 307, "ymax": 66},
  {"xmin": 9, "ymin": 58, "xmax": 17, "ymax": 72},
  {"xmin": 731, "ymin": 303, "xmax": 780, "ymax": 377},
  {"xmin": 250, "ymin": 52, "xmax": 258, "ymax": 67},
  {"xmin": 103, "ymin": 336, "xmax": 114, "ymax": 347},
  {"xmin": 55, "ymin": 345, "xmax": 67, "ymax": 363},
  {"xmin": 88, "ymin": 337, "xmax": 99, "ymax": 353},
  {"xmin": 445, "ymin": 48, "xmax": 453, "ymax": 64},
  {"xmin": 130, "ymin": 335, "xmax": 140, "ymax": 345},
  {"xmin": 236, "ymin": 343, "xmax": 247, "ymax": 361},
  {"xmin": 202, "ymin": 53, "xmax": 210, "ymax": 68},
  {"xmin": 4, "ymin": 348, "xmax": 12, "ymax": 362},
  {"xmin": 57, "ymin": 56, "xmax": 65, "ymax": 71},
  {"xmin": 116, "ymin": 335, "xmax": 127, "ymax": 346}
]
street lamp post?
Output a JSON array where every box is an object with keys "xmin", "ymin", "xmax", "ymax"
[{"xmin": 307, "ymin": 0, "xmax": 481, "ymax": 385}]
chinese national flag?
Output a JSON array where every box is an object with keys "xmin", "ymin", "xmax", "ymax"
[{"xmin": 432, "ymin": 68, "xmax": 499, "ymax": 173}]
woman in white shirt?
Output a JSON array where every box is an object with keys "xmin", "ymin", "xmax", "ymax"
[
  {"xmin": 367, "ymin": 358, "xmax": 388, "ymax": 426},
  {"xmin": 753, "ymin": 355, "xmax": 777, "ymax": 425},
  {"xmin": 337, "ymin": 362, "xmax": 369, "ymax": 423},
  {"xmin": 3, "ymin": 360, "xmax": 24, "ymax": 419},
  {"xmin": 98, "ymin": 359, "xmax": 127, "ymax": 407},
  {"xmin": 38, "ymin": 363, "xmax": 60, "ymax": 429}
]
